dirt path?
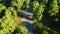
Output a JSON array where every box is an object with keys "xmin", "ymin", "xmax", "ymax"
[{"xmin": 22, "ymin": 6, "xmax": 34, "ymax": 34}]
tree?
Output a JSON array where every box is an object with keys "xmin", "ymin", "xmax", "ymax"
[
  {"xmin": 30, "ymin": 1, "xmax": 45, "ymax": 21},
  {"xmin": 11, "ymin": 0, "xmax": 25, "ymax": 9},
  {"xmin": 49, "ymin": 0, "xmax": 58, "ymax": 16},
  {"xmin": 0, "ymin": 0, "xmax": 28, "ymax": 34},
  {"xmin": 0, "ymin": 6, "xmax": 18, "ymax": 34},
  {"xmin": 30, "ymin": 1, "xmax": 39, "ymax": 11}
]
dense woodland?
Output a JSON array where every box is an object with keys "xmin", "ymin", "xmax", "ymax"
[{"xmin": 0, "ymin": 0, "xmax": 60, "ymax": 34}]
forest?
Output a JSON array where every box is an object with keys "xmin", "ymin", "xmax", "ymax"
[{"xmin": 0, "ymin": 0, "xmax": 60, "ymax": 34}]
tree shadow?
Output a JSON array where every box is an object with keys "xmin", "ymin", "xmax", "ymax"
[
  {"xmin": 22, "ymin": 21, "xmax": 34, "ymax": 33},
  {"xmin": 0, "ymin": 10, "xmax": 5, "ymax": 18},
  {"xmin": 41, "ymin": 0, "xmax": 60, "ymax": 31}
]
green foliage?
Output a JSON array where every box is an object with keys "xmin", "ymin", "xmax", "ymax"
[
  {"xmin": 0, "ymin": 7, "xmax": 17, "ymax": 34},
  {"xmin": 0, "ymin": 5, "xmax": 28, "ymax": 34},
  {"xmin": 30, "ymin": 1, "xmax": 39, "ymax": 12},
  {"xmin": 30, "ymin": 1, "xmax": 45, "ymax": 21},
  {"xmin": 35, "ymin": 0, "xmax": 48, "ymax": 4},
  {"xmin": 39, "ymin": 23, "xmax": 51, "ymax": 30},
  {"xmin": 34, "ymin": 4, "xmax": 45, "ymax": 21},
  {"xmin": 0, "ymin": 0, "xmax": 60, "ymax": 34},
  {"xmin": 42, "ymin": 30, "xmax": 48, "ymax": 34},
  {"xmin": 0, "ymin": 0, "xmax": 28, "ymax": 34},
  {"xmin": 39, "ymin": 23, "xmax": 45, "ymax": 29},
  {"xmin": 13, "ymin": 24, "xmax": 28, "ymax": 34},
  {"xmin": 11, "ymin": 0, "xmax": 25, "ymax": 9},
  {"xmin": 49, "ymin": 0, "xmax": 58, "ymax": 16},
  {"xmin": 0, "ymin": 4, "xmax": 6, "ymax": 12},
  {"xmin": 30, "ymin": 0, "xmax": 60, "ymax": 34},
  {"xmin": 7, "ymin": 7, "xmax": 17, "ymax": 18},
  {"xmin": 24, "ymin": 0, "xmax": 30, "ymax": 6}
]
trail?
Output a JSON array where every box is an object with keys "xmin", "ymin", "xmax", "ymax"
[
  {"xmin": 17, "ymin": 5, "xmax": 34, "ymax": 34},
  {"xmin": 22, "ymin": 6, "xmax": 34, "ymax": 34}
]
